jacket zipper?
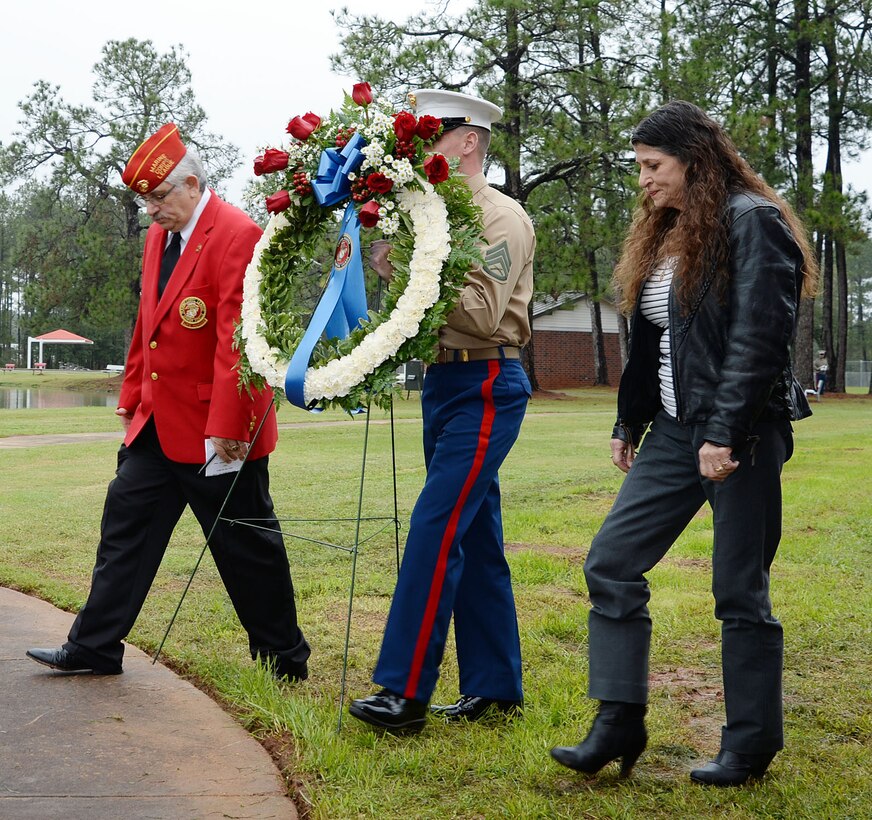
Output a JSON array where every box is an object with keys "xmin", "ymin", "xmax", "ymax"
[{"xmin": 668, "ymin": 287, "xmax": 683, "ymax": 422}]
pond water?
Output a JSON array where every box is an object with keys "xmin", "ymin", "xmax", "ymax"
[{"xmin": 0, "ymin": 387, "xmax": 118, "ymax": 410}]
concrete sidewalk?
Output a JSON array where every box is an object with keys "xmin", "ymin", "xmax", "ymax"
[{"xmin": 0, "ymin": 587, "xmax": 297, "ymax": 819}]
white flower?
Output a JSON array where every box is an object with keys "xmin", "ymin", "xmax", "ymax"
[
  {"xmin": 384, "ymin": 158, "xmax": 415, "ymax": 186},
  {"xmin": 380, "ymin": 213, "xmax": 401, "ymax": 236},
  {"xmin": 361, "ymin": 141, "xmax": 385, "ymax": 172}
]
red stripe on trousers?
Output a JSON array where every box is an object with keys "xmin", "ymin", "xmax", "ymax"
[{"xmin": 404, "ymin": 360, "xmax": 500, "ymax": 699}]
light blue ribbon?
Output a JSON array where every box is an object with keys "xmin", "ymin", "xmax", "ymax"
[
  {"xmin": 310, "ymin": 132, "xmax": 367, "ymax": 207},
  {"xmin": 284, "ymin": 195, "xmax": 370, "ymax": 409}
]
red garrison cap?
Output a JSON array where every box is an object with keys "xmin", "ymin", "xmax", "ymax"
[{"xmin": 121, "ymin": 124, "xmax": 186, "ymax": 194}]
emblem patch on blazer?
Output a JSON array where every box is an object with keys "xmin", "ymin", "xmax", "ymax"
[
  {"xmin": 483, "ymin": 240, "xmax": 511, "ymax": 282},
  {"xmin": 179, "ymin": 296, "xmax": 208, "ymax": 329}
]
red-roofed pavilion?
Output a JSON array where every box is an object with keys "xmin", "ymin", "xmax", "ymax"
[{"xmin": 27, "ymin": 329, "xmax": 94, "ymax": 369}]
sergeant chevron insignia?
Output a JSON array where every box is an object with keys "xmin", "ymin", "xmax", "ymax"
[{"xmin": 483, "ymin": 240, "xmax": 511, "ymax": 282}]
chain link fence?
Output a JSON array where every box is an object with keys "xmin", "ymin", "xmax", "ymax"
[{"xmin": 846, "ymin": 360, "xmax": 871, "ymax": 390}]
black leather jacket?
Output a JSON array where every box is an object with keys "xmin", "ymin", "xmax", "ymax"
[{"xmin": 614, "ymin": 191, "xmax": 812, "ymax": 449}]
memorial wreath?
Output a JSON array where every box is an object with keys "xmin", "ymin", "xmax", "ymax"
[{"xmin": 235, "ymin": 82, "xmax": 484, "ymax": 413}]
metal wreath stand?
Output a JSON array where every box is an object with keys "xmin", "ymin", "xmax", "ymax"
[{"xmin": 153, "ymin": 275, "xmax": 405, "ymax": 732}]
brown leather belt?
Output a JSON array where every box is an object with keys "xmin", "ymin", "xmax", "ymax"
[{"xmin": 435, "ymin": 346, "xmax": 521, "ymax": 364}]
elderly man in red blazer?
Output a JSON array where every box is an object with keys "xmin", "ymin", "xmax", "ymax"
[{"xmin": 27, "ymin": 124, "xmax": 310, "ymax": 679}]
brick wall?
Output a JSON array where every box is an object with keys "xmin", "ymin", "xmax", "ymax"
[{"xmin": 531, "ymin": 330, "xmax": 623, "ymax": 389}]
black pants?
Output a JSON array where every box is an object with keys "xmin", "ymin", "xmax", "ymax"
[
  {"xmin": 584, "ymin": 411, "xmax": 792, "ymax": 754},
  {"xmin": 65, "ymin": 420, "xmax": 309, "ymax": 674}
]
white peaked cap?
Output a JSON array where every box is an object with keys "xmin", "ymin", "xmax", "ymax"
[{"xmin": 410, "ymin": 89, "xmax": 503, "ymax": 131}]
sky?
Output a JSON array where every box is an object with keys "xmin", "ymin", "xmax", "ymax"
[
  {"xmin": 1, "ymin": 0, "xmax": 870, "ymax": 208},
  {"xmin": 0, "ymin": 0, "xmax": 469, "ymax": 205}
]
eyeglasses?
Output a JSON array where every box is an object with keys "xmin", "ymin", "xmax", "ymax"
[{"xmin": 135, "ymin": 184, "xmax": 176, "ymax": 208}]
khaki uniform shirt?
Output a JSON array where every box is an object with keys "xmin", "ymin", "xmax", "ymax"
[{"xmin": 439, "ymin": 172, "xmax": 535, "ymax": 350}]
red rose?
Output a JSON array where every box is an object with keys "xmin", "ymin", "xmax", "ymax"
[
  {"xmin": 423, "ymin": 154, "xmax": 450, "ymax": 184},
  {"xmin": 352, "ymin": 82, "xmax": 373, "ymax": 106},
  {"xmin": 358, "ymin": 200, "xmax": 380, "ymax": 228},
  {"xmin": 416, "ymin": 115, "xmax": 441, "ymax": 141},
  {"xmin": 254, "ymin": 148, "xmax": 290, "ymax": 176},
  {"xmin": 265, "ymin": 190, "xmax": 292, "ymax": 214},
  {"xmin": 393, "ymin": 111, "xmax": 417, "ymax": 142},
  {"xmin": 366, "ymin": 173, "xmax": 394, "ymax": 194},
  {"xmin": 286, "ymin": 112, "xmax": 321, "ymax": 140}
]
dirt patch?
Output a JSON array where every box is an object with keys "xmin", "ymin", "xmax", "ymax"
[
  {"xmin": 547, "ymin": 586, "xmax": 587, "ymax": 600},
  {"xmin": 531, "ymin": 390, "xmax": 577, "ymax": 400},
  {"xmin": 650, "ymin": 665, "xmax": 723, "ymax": 751},
  {"xmin": 813, "ymin": 392, "xmax": 870, "ymax": 400},
  {"xmin": 323, "ymin": 600, "xmax": 388, "ymax": 635},
  {"xmin": 505, "ymin": 542, "xmax": 587, "ymax": 562},
  {"xmin": 663, "ymin": 557, "xmax": 710, "ymax": 569}
]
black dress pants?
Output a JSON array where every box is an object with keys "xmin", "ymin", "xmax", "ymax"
[
  {"xmin": 583, "ymin": 411, "xmax": 792, "ymax": 754},
  {"xmin": 65, "ymin": 420, "xmax": 309, "ymax": 674}
]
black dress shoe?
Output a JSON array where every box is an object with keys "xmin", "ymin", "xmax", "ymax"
[
  {"xmin": 550, "ymin": 701, "xmax": 647, "ymax": 778},
  {"xmin": 349, "ymin": 689, "xmax": 427, "ymax": 735},
  {"xmin": 430, "ymin": 695, "xmax": 523, "ymax": 721},
  {"xmin": 690, "ymin": 749, "xmax": 775, "ymax": 786},
  {"xmin": 26, "ymin": 647, "xmax": 121, "ymax": 675},
  {"xmin": 272, "ymin": 660, "xmax": 308, "ymax": 683}
]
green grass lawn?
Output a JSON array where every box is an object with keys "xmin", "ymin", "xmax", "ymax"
[{"xmin": 1, "ymin": 388, "xmax": 869, "ymax": 818}]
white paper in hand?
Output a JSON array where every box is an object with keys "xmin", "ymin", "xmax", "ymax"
[{"xmin": 204, "ymin": 440, "xmax": 244, "ymax": 477}]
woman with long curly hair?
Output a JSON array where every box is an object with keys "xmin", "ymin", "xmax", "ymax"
[{"xmin": 550, "ymin": 101, "xmax": 818, "ymax": 786}]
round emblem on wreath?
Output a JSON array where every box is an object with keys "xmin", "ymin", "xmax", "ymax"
[
  {"xmin": 334, "ymin": 234, "xmax": 352, "ymax": 270},
  {"xmin": 235, "ymin": 82, "xmax": 485, "ymax": 413}
]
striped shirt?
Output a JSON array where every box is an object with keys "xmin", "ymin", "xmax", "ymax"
[{"xmin": 640, "ymin": 258, "xmax": 677, "ymax": 417}]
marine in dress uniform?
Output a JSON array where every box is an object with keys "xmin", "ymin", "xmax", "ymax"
[
  {"xmin": 350, "ymin": 90, "xmax": 535, "ymax": 734},
  {"xmin": 27, "ymin": 125, "xmax": 310, "ymax": 680}
]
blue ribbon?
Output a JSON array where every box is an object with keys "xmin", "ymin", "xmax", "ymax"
[
  {"xmin": 310, "ymin": 132, "xmax": 367, "ymax": 207},
  {"xmin": 284, "ymin": 198, "xmax": 370, "ymax": 409}
]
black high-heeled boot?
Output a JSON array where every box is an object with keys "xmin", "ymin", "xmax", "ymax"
[
  {"xmin": 550, "ymin": 701, "xmax": 648, "ymax": 777},
  {"xmin": 690, "ymin": 749, "xmax": 776, "ymax": 786}
]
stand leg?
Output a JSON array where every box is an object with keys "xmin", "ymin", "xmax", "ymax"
[
  {"xmin": 337, "ymin": 402, "xmax": 372, "ymax": 732},
  {"xmin": 389, "ymin": 396, "xmax": 401, "ymax": 574},
  {"xmin": 152, "ymin": 398, "xmax": 276, "ymax": 665}
]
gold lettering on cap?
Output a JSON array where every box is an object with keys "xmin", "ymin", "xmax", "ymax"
[{"xmin": 149, "ymin": 154, "xmax": 175, "ymax": 179}]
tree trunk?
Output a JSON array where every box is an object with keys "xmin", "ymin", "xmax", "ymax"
[
  {"xmin": 586, "ymin": 250, "xmax": 608, "ymax": 385},
  {"xmin": 617, "ymin": 312, "xmax": 629, "ymax": 370},
  {"xmin": 835, "ymin": 238, "xmax": 848, "ymax": 392},
  {"xmin": 500, "ymin": 5, "xmax": 536, "ymax": 392},
  {"xmin": 761, "ymin": 0, "xmax": 781, "ymax": 183},
  {"xmin": 792, "ymin": 0, "xmax": 816, "ymax": 387},
  {"xmin": 822, "ymin": 1, "xmax": 851, "ymax": 393},
  {"xmin": 657, "ymin": 0, "xmax": 672, "ymax": 101},
  {"xmin": 523, "ymin": 301, "xmax": 540, "ymax": 392},
  {"xmin": 822, "ymin": 233, "xmax": 834, "ymax": 376},
  {"xmin": 500, "ymin": 7, "xmax": 524, "ymax": 204}
]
